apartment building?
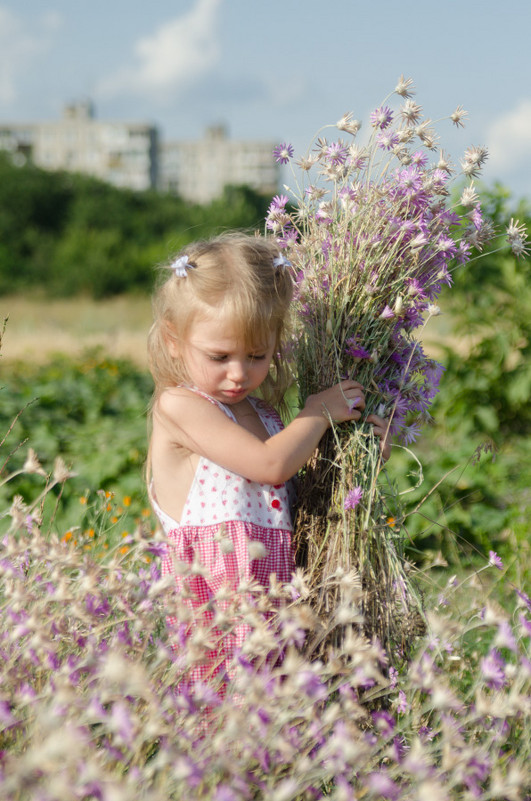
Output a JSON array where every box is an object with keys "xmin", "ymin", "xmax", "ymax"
[
  {"xmin": 0, "ymin": 103, "xmax": 280, "ymax": 203},
  {"xmin": 158, "ymin": 124, "xmax": 280, "ymax": 203},
  {"xmin": 0, "ymin": 100, "xmax": 158, "ymax": 191}
]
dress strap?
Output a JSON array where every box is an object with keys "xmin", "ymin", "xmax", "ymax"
[{"xmin": 178, "ymin": 385, "xmax": 236, "ymax": 422}]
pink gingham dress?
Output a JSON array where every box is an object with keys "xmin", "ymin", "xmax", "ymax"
[{"xmin": 152, "ymin": 391, "xmax": 295, "ymax": 687}]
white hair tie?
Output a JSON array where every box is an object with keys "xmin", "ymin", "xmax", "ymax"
[
  {"xmin": 171, "ymin": 255, "xmax": 195, "ymax": 278},
  {"xmin": 273, "ymin": 254, "xmax": 292, "ymax": 270}
]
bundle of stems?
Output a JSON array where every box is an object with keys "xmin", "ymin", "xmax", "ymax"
[{"xmin": 267, "ymin": 77, "xmax": 528, "ymax": 660}]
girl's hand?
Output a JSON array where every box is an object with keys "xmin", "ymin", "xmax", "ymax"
[
  {"xmin": 366, "ymin": 413, "xmax": 392, "ymax": 461},
  {"xmin": 307, "ymin": 380, "xmax": 366, "ymax": 424}
]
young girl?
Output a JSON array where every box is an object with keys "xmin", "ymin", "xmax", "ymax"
[{"xmin": 147, "ymin": 234, "xmax": 389, "ymax": 690}]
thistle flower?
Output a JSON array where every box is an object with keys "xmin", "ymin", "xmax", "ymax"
[
  {"xmin": 326, "ymin": 141, "xmax": 349, "ymax": 165},
  {"xmin": 377, "ymin": 131, "xmax": 400, "ymax": 151},
  {"xmin": 400, "ymin": 99, "xmax": 423, "ymax": 125},
  {"xmin": 370, "ymin": 105, "xmax": 394, "ymax": 129},
  {"xmin": 344, "ymin": 487, "xmax": 363, "ymax": 510},
  {"xmin": 480, "ymin": 648, "xmax": 506, "ymax": 690},
  {"xmin": 348, "ymin": 144, "xmax": 368, "ymax": 170},
  {"xmin": 461, "ymin": 145, "xmax": 489, "ymax": 177},
  {"xmin": 506, "ymin": 217, "xmax": 529, "ymax": 258},
  {"xmin": 488, "ymin": 550, "xmax": 504, "ymax": 570},
  {"xmin": 273, "ymin": 142, "xmax": 294, "ymax": 164},
  {"xmin": 460, "ymin": 182, "xmax": 479, "ymax": 207}
]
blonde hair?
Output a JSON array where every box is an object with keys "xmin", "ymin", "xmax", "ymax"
[{"xmin": 147, "ymin": 233, "xmax": 294, "ymax": 407}]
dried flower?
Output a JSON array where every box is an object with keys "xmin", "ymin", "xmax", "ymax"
[
  {"xmin": 337, "ymin": 111, "xmax": 361, "ymax": 135},
  {"xmin": 460, "ymin": 182, "xmax": 479, "ymax": 207},
  {"xmin": 23, "ymin": 448, "xmax": 47, "ymax": 477},
  {"xmin": 400, "ymin": 99, "xmax": 423, "ymax": 125},
  {"xmin": 506, "ymin": 217, "xmax": 529, "ymax": 258},
  {"xmin": 395, "ymin": 74, "xmax": 415, "ymax": 98},
  {"xmin": 450, "ymin": 104, "xmax": 468, "ymax": 127},
  {"xmin": 53, "ymin": 456, "xmax": 76, "ymax": 482}
]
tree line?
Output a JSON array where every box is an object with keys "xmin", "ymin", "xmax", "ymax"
[{"xmin": 0, "ymin": 155, "xmax": 272, "ymax": 298}]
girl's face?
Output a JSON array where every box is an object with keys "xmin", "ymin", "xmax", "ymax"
[{"xmin": 176, "ymin": 309, "xmax": 275, "ymax": 404}]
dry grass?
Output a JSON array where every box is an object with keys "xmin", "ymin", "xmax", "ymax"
[{"xmin": 1, "ymin": 295, "xmax": 153, "ymax": 366}]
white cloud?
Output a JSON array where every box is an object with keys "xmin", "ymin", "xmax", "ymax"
[
  {"xmin": 0, "ymin": 6, "xmax": 61, "ymax": 103},
  {"xmin": 98, "ymin": 0, "xmax": 222, "ymax": 101},
  {"xmin": 486, "ymin": 99, "xmax": 531, "ymax": 173}
]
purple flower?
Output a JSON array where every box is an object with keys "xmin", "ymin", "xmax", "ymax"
[
  {"xmin": 515, "ymin": 587, "xmax": 531, "ymax": 611},
  {"xmin": 377, "ymin": 130, "xmax": 400, "ymax": 151},
  {"xmin": 372, "ymin": 710, "xmax": 395, "ymax": 738},
  {"xmin": 344, "ymin": 486, "xmax": 363, "ymax": 510},
  {"xmin": 345, "ymin": 337, "xmax": 371, "ymax": 360},
  {"xmin": 296, "ymin": 670, "xmax": 328, "ymax": 700},
  {"xmin": 214, "ymin": 787, "xmax": 239, "ymax": 801},
  {"xmin": 326, "ymin": 141, "xmax": 348, "ymax": 165},
  {"xmin": 411, "ymin": 150, "xmax": 428, "ymax": 168},
  {"xmin": 396, "ymin": 166, "xmax": 423, "ymax": 194},
  {"xmin": 488, "ymin": 550, "xmax": 504, "ymax": 570},
  {"xmin": 268, "ymin": 193, "xmax": 289, "ymax": 212},
  {"xmin": 518, "ymin": 612, "xmax": 531, "ymax": 637},
  {"xmin": 396, "ymin": 690, "xmax": 408, "ymax": 714},
  {"xmin": 495, "ymin": 620, "xmax": 517, "ymax": 652},
  {"xmin": 370, "ymin": 106, "xmax": 394, "ymax": 130},
  {"xmin": 480, "ymin": 649, "xmax": 506, "ymax": 690},
  {"xmin": 463, "ymin": 754, "xmax": 491, "ymax": 797},
  {"xmin": 273, "ymin": 142, "xmax": 294, "ymax": 164},
  {"xmin": 365, "ymin": 770, "xmax": 400, "ymax": 800},
  {"xmin": 0, "ymin": 700, "xmax": 18, "ymax": 729},
  {"xmin": 400, "ymin": 422, "xmax": 421, "ymax": 445},
  {"xmin": 145, "ymin": 541, "xmax": 167, "ymax": 559}
]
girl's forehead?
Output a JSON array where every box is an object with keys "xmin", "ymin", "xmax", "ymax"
[{"xmin": 189, "ymin": 310, "xmax": 273, "ymax": 349}]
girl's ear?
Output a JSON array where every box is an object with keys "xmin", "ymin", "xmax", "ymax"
[{"xmin": 164, "ymin": 323, "xmax": 180, "ymax": 359}]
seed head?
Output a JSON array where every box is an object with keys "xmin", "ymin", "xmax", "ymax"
[{"xmin": 450, "ymin": 104, "xmax": 468, "ymax": 127}]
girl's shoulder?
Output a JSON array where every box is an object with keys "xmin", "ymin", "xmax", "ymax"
[{"xmin": 155, "ymin": 385, "xmax": 224, "ymax": 423}]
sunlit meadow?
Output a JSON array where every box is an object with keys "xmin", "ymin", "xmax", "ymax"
[{"xmin": 1, "ymin": 79, "xmax": 531, "ymax": 799}]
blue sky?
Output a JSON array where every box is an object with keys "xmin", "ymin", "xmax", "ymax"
[{"xmin": 1, "ymin": 0, "xmax": 530, "ymax": 199}]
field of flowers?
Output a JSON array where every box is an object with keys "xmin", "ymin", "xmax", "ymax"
[
  {"xmin": 1, "ymin": 322, "xmax": 530, "ymax": 800},
  {"xmin": 1, "ymin": 418, "xmax": 530, "ymax": 799},
  {"xmin": 1, "ymin": 75, "xmax": 531, "ymax": 798}
]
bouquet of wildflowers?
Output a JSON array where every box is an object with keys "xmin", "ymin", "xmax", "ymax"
[{"xmin": 267, "ymin": 76, "xmax": 529, "ymax": 658}]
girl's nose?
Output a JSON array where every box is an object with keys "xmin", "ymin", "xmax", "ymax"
[{"xmin": 227, "ymin": 360, "xmax": 246, "ymax": 382}]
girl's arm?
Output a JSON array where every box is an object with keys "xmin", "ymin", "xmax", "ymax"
[{"xmin": 153, "ymin": 380, "xmax": 365, "ymax": 485}]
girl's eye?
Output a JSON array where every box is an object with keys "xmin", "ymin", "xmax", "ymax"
[
  {"xmin": 209, "ymin": 354, "xmax": 227, "ymax": 362},
  {"xmin": 249, "ymin": 354, "xmax": 266, "ymax": 361}
]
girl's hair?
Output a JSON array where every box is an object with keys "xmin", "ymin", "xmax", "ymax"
[{"xmin": 147, "ymin": 233, "xmax": 294, "ymax": 407}]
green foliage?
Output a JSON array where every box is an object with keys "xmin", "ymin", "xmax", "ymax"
[
  {"xmin": 391, "ymin": 187, "xmax": 531, "ymax": 570},
  {"xmin": 440, "ymin": 191, "xmax": 531, "ymax": 440},
  {"xmin": 0, "ymin": 155, "xmax": 272, "ymax": 297},
  {"xmin": 0, "ymin": 350, "xmax": 153, "ymax": 539}
]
